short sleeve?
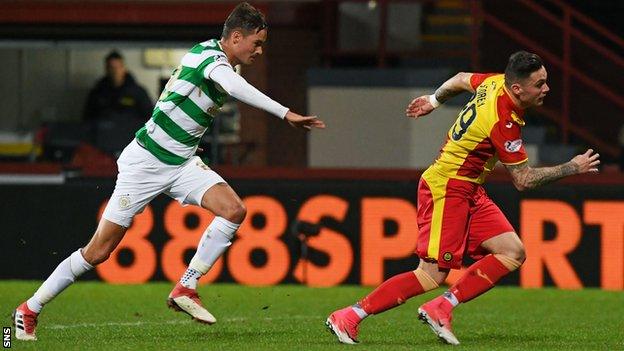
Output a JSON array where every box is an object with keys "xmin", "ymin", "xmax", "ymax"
[
  {"xmin": 470, "ymin": 73, "xmax": 498, "ymax": 90},
  {"xmin": 202, "ymin": 54, "xmax": 233, "ymax": 80},
  {"xmin": 490, "ymin": 121, "xmax": 528, "ymax": 165}
]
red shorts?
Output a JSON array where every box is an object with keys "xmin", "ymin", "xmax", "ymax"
[{"xmin": 416, "ymin": 171, "xmax": 514, "ymax": 269}]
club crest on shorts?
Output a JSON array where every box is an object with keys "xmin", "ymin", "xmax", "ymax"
[
  {"xmin": 443, "ymin": 252, "xmax": 453, "ymax": 262},
  {"xmin": 119, "ymin": 195, "xmax": 131, "ymax": 209}
]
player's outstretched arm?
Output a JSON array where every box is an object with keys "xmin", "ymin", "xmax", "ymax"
[
  {"xmin": 210, "ymin": 66, "xmax": 324, "ymax": 131},
  {"xmin": 284, "ymin": 111, "xmax": 325, "ymax": 131},
  {"xmin": 406, "ymin": 72, "xmax": 474, "ymax": 119},
  {"xmin": 209, "ymin": 65, "xmax": 290, "ymax": 118},
  {"xmin": 505, "ymin": 149, "xmax": 600, "ymax": 191}
]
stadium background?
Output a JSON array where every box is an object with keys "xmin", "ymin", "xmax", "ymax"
[{"xmin": 1, "ymin": 0, "xmax": 623, "ymax": 291}]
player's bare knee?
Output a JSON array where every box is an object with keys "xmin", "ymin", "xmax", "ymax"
[
  {"xmin": 494, "ymin": 245, "xmax": 526, "ymax": 271},
  {"xmin": 486, "ymin": 232, "xmax": 526, "ymax": 265},
  {"xmin": 517, "ymin": 246, "xmax": 526, "ymax": 264},
  {"xmin": 416, "ymin": 261, "xmax": 448, "ymax": 286},
  {"xmin": 91, "ymin": 252, "xmax": 112, "ymax": 266},
  {"xmin": 505, "ymin": 244, "xmax": 526, "ymax": 264},
  {"xmin": 82, "ymin": 248, "xmax": 110, "ymax": 266},
  {"xmin": 430, "ymin": 273, "xmax": 447, "ymax": 286},
  {"xmin": 82, "ymin": 238, "xmax": 119, "ymax": 266},
  {"xmin": 496, "ymin": 248, "xmax": 525, "ymax": 264},
  {"xmin": 413, "ymin": 268, "xmax": 442, "ymax": 291},
  {"xmin": 223, "ymin": 201, "xmax": 246, "ymax": 223}
]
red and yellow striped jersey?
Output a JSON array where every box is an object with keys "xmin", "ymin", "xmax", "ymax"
[{"xmin": 427, "ymin": 73, "xmax": 528, "ymax": 184}]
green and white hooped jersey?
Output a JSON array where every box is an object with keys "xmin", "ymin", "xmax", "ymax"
[{"xmin": 136, "ymin": 39, "xmax": 230, "ymax": 165}]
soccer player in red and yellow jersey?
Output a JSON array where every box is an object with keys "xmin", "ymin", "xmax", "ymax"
[{"xmin": 326, "ymin": 51, "xmax": 600, "ymax": 345}]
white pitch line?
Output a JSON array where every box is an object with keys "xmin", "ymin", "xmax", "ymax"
[
  {"xmin": 46, "ymin": 315, "xmax": 323, "ymax": 330},
  {"xmin": 47, "ymin": 320, "xmax": 190, "ymax": 330}
]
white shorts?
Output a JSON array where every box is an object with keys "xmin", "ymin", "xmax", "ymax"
[{"xmin": 102, "ymin": 139, "xmax": 226, "ymax": 227}]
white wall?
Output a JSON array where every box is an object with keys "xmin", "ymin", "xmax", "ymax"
[{"xmin": 308, "ymin": 87, "xmax": 459, "ymax": 169}]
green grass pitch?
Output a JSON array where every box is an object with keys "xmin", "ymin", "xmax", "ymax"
[{"xmin": 1, "ymin": 281, "xmax": 622, "ymax": 350}]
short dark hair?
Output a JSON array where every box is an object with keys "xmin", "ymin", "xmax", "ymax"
[
  {"xmin": 504, "ymin": 51, "xmax": 543, "ymax": 86},
  {"xmin": 105, "ymin": 50, "xmax": 123, "ymax": 63},
  {"xmin": 221, "ymin": 2, "xmax": 267, "ymax": 38}
]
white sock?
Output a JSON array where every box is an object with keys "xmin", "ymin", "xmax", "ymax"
[
  {"xmin": 27, "ymin": 249, "xmax": 93, "ymax": 313},
  {"xmin": 186, "ymin": 216, "xmax": 239, "ymax": 276},
  {"xmin": 443, "ymin": 291, "xmax": 460, "ymax": 307},
  {"xmin": 179, "ymin": 268, "xmax": 203, "ymax": 289},
  {"xmin": 351, "ymin": 303, "xmax": 369, "ymax": 320}
]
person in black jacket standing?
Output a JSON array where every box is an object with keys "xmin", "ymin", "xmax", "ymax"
[{"xmin": 83, "ymin": 51, "xmax": 154, "ymax": 154}]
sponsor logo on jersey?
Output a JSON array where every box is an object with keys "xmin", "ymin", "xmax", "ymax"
[{"xmin": 504, "ymin": 139, "xmax": 523, "ymax": 153}]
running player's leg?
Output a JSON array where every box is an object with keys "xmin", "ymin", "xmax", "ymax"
[
  {"xmin": 445, "ymin": 232, "xmax": 524, "ymax": 305},
  {"xmin": 14, "ymin": 140, "xmax": 167, "ymax": 341},
  {"xmin": 166, "ymin": 157, "xmax": 246, "ymax": 323},
  {"xmin": 420, "ymin": 188, "xmax": 524, "ymax": 344},
  {"xmin": 326, "ymin": 261, "xmax": 444, "ymax": 345},
  {"xmin": 327, "ymin": 175, "xmax": 469, "ymax": 344},
  {"xmin": 14, "ymin": 219, "xmax": 130, "ymax": 341},
  {"xmin": 182, "ymin": 183, "xmax": 245, "ymax": 287},
  {"xmin": 412, "ymin": 177, "xmax": 473, "ymax": 345}
]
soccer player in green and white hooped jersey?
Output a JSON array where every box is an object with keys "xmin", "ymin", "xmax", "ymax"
[{"xmin": 13, "ymin": 2, "xmax": 325, "ymax": 341}]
